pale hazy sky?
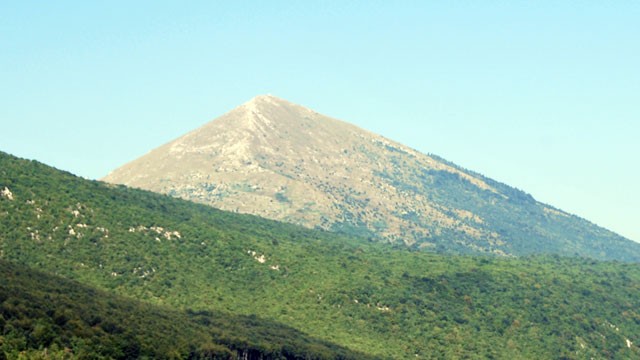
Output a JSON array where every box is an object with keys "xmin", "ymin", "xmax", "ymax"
[{"xmin": 1, "ymin": 2, "xmax": 638, "ymax": 241}]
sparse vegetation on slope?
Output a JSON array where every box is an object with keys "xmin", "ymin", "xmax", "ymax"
[
  {"xmin": 101, "ymin": 95, "xmax": 640, "ymax": 261},
  {"xmin": 2, "ymin": 151, "xmax": 640, "ymax": 359}
]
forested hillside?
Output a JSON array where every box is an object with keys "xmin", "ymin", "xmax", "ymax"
[
  {"xmin": 0, "ymin": 259, "xmax": 373, "ymax": 359},
  {"xmin": 2, "ymin": 151, "xmax": 640, "ymax": 359}
]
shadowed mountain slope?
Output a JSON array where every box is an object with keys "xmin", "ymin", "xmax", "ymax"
[
  {"xmin": 0, "ymin": 259, "xmax": 373, "ymax": 359},
  {"xmin": 103, "ymin": 95, "xmax": 639, "ymax": 261}
]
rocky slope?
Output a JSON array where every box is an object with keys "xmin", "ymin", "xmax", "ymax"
[{"xmin": 103, "ymin": 95, "xmax": 639, "ymax": 260}]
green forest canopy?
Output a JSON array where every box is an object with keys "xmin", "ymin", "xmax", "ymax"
[{"xmin": 1, "ymin": 151, "xmax": 640, "ymax": 359}]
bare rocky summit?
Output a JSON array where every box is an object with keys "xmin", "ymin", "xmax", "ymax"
[{"xmin": 103, "ymin": 95, "xmax": 640, "ymax": 260}]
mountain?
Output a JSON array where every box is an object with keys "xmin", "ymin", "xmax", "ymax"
[
  {"xmin": 103, "ymin": 95, "xmax": 639, "ymax": 261},
  {"xmin": 2, "ymin": 150, "xmax": 640, "ymax": 358}
]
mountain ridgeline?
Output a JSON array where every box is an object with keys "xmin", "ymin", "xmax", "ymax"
[
  {"xmin": 103, "ymin": 95, "xmax": 639, "ymax": 261},
  {"xmin": 2, "ymin": 151, "xmax": 640, "ymax": 358}
]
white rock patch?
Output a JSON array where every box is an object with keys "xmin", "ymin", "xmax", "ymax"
[
  {"xmin": 247, "ymin": 250, "xmax": 277, "ymax": 267},
  {"xmin": 1, "ymin": 187, "xmax": 13, "ymax": 200},
  {"xmin": 129, "ymin": 225, "xmax": 181, "ymax": 240},
  {"xmin": 96, "ymin": 227, "xmax": 109, "ymax": 237},
  {"xmin": 29, "ymin": 230, "xmax": 40, "ymax": 241}
]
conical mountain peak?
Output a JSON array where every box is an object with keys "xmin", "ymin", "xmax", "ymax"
[
  {"xmin": 103, "ymin": 96, "xmax": 635, "ymax": 260},
  {"xmin": 236, "ymin": 94, "xmax": 309, "ymax": 116},
  {"xmin": 205, "ymin": 94, "xmax": 321, "ymax": 137},
  {"xmin": 244, "ymin": 94, "xmax": 285, "ymax": 106},
  {"xmin": 238, "ymin": 94, "xmax": 308, "ymax": 119}
]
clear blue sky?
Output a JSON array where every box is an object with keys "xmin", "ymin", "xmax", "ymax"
[{"xmin": 1, "ymin": 1, "xmax": 638, "ymax": 241}]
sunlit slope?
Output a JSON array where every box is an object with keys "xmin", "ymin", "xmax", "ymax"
[
  {"xmin": 2, "ymin": 151, "xmax": 640, "ymax": 358},
  {"xmin": 103, "ymin": 95, "xmax": 639, "ymax": 260}
]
